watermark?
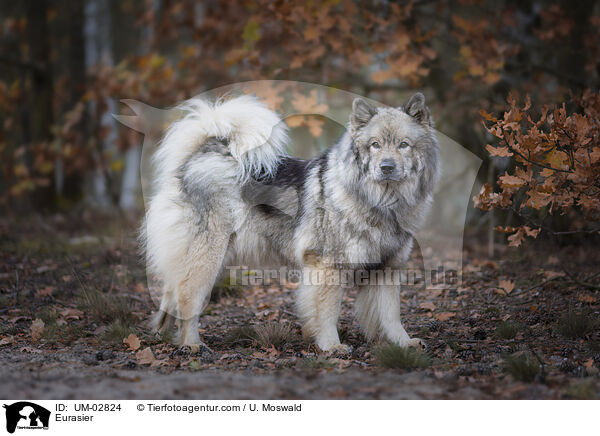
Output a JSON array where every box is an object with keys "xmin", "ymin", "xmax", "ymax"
[
  {"xmin": 115, "ymin": 80, "xmax": 481, "ymax": 310},
  {"xmin": 3, "ymin": 402, "xmax": 51, "ymax": 434},
  {"xmin": 227, "ymin": 265, "xmax": 459, "ymax": 288}
]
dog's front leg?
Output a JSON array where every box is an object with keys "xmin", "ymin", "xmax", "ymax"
[
  {"xmin": 355, "ymin": 284, "xmax": 425, "ymax": 349},
  {"xmin": 296, "ymin": 267, "xmax": 349, "ymax": 353}
]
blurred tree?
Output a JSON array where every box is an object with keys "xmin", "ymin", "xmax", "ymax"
[{"xmin": 0, "ymin": 0, "xmax": 598, "ymax": 242}]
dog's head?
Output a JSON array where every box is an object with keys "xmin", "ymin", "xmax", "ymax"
[{"xmin": 349, "ymin": 93, "xmax": 439, "ymax": 191}]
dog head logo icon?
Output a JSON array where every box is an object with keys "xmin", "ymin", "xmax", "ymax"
[{"xmin": 3, "ymin": 402, "xmax": 50, "ymax": 434}]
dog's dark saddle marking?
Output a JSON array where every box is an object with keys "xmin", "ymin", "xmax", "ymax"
[
  {"xmin": 256, "ymin": 156, "xmax": 310, "ymax": 187},
  {"xmin": 200, "ymin": 136, "xmax": 231, "ymax": 156}
]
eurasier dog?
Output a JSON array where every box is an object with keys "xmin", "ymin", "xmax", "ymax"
[{"xmin": 142, "ymin": 93, "xmax": 440, "ymax": 353}]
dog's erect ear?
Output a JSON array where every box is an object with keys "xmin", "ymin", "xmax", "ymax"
[
  {"xmin": 351, "ymin": 98, "xmax": 378, "ymax": 131},
  {"xmin": 404, "ymin": 92, "xmax": 433, "ymax": 126}
]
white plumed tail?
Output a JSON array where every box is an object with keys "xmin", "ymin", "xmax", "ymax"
[{"xmin": 153, "ymin": 95, "xmax": 288, "ymax": 184}]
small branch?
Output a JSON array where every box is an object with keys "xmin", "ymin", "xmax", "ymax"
[
  {"xmin": 562, "ymin": 268, "xmax": 600, "ymax": 290},
  {"xmin": 551, "ymin": 228, "xmax": 600, "ymax": 235},
  {"xmin": 510, "ymin": 148, "xmax": 573, "ymax": 174},
  {"xmin": 509, "ymin": 276, "xmax": 564, "ymax": 297},
  {"xmin": 509, "ymin": 206, "xmax": 600, "ymax": 236}
]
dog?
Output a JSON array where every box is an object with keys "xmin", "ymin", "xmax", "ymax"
[{"xmin": 142, "ymin": 92, "xmax": 440, "ymax": 353}]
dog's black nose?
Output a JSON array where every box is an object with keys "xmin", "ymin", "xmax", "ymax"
[{"xmin": 380, "ymin": 159, "xmax": 396, "ymax": 174}]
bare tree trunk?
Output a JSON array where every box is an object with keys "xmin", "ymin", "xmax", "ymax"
[
  {"xmin": 25, "ymin": 0, "xmax": 53, "ymax": 209},
  {"xmin": 119, "ymin": 146, "xmax": 142, "ymax": 210},
  {"xmin": 84, "ymin": 0, "xmax": 113, "ymax": 208},
  {"xmin": 59, "ymin": 0, "xmax": 87, "ymax": 199},
  {"xmin": 117, "ymin": 0, "xmax": 160, "ymax": 211}
]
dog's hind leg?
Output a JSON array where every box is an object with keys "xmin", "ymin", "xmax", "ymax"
[
  {"xmin": 176, "ymin": 229, "xmax": 230, "ymax": 349},
  {"xmin": 151, "ymin": 283, "xmax": 177, "ymax": 334},
  {"xmin": 296, "ymin": 266, "xmax": 348, "ymax": 353},
  {"xmin": 355, "ymin": 284, "xmax": 425, "ymax": 349}
]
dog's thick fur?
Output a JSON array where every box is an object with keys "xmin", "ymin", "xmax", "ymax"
[{"xmin": 142, "ymin": 93, "xmax": 440, "ymax": 352}]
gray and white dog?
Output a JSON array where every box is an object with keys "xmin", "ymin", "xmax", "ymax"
[{"xmin": 142, "ymin": 93, "xmax": 440, "ymax": 352}]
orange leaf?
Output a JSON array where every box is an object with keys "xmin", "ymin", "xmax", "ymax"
[
  {"xmin": 419, "ymin": 302, "xmax": 436, "ymax": 311},
  {"xmin": 36, "ymin": 286, "xmax": 55, "ymax": 297},
  {"xmin": 497, "ymin": 279, "xmax": 515, "ymax": 295},
  {"xmin": 434, "ymin": 312, "xmax": 456, "ymax": 322},
  {"xmin": 479, "ymin": 109, "xmax": 498, "ymax": 122},
  {"xmin": 486, "ymin": 144, "xmax": 513, "ymax": 157},
  {"xmin": 59, "ymin": 308, "xmax": 84, "ymax": 320},
  {"xmin": 578, "ymin": 294, "xmax": 597, "ymax": 304},
  {"xmin": 30, "ymin": 318, "xmax": 45, "ymax": 342},
  {"xmin": 499, "ymin": 174, "xmax": 525, "ymax": 188},
  {"xmin": 123, "ymin": 334, "xmax": 141, "ymax": 351},
  {"xmin": 136, "ymin": 347, "xmax": 161, "ymax": 366},
  {"xmin": 507, "ymin": 228, "xmax": 525, "ymax": 247}
]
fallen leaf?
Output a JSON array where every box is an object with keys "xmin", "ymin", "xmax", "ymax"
[
  {"xmin": 419, "ymin": 302, "xmax": 436, "ymax": 311},
  {"xmin": 35, "ymin": 265, "xmax": 57, "ymax": 273},
  {"xmin": 136, "ymin": 347, "xmax": 157, "ymax": 365},
  {"xmin": 59, "ymin": 308, "xmax": 84, "ymax": 320},
  {"xmin": 0, "ymin": 336, "xmax": 15, "ymax": 346},
  {"xmin": 435, "ymin": 312, "xmax": 456, "ymax": 322},
  {"xmin": 472, "ymin": 259, "xmax": 499, "ymax": 269},
  {"xmin": 583, "ymin": 358, "xmax": 594, "ymax": 368},
  {"xmin": 135, "ymin": 282, "xmax": 145, "ymax": 293},
  {"xmin": 36, "ymin": 286, "xmax": 54, "ymax": 297},
  {"xmin": 123, "ymin": 334, "xmax": 141, "ymax": 351},
  {"xmin": 94, "ymin": 325, "xmax": 107, "ymax": 335},
  {"xmin": 30, "ymin": 318, "xmax": 45, "ymax": 342},
  {"xmin": 578, "ymin": 294, "xmax": 597, "ymax": 304},
  {"xmin": 544, "ymin": 270, "xmax": 565, "ymax": 280},
  {"xmin": 136, "ymin": 347, "xmax": 167, "ymax": 366},
  {"xmin": 498, "ymin": 279, "xmax": 515, "ymax": 295}
]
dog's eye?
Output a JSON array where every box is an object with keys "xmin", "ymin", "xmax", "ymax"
[
  {"xmin": 370, "ymin": 141, "xmax": 380, "ymax": 149},
  {"xmin": 398, "ymin": 141, "xmax": 409, "ymax": 149}
]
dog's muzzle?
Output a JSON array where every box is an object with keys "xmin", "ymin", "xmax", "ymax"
[{"xmin": 377, "ymin": 159, "xmax": 402, "ymax": 181}]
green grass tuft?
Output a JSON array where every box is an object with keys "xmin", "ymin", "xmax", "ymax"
[
  {"xmin": 503, "ymin": 353, "xmax": 539, "ymax": 382},
  {"xmin": 254, "ymin": 322, "xmax": 293, "ymax": 350},
  {"xmin": 36, "ymin": 307, "xmax": 58, "ymax": 325},
  {"xmin": 558, "ymin": 308, "xmax": 597, "ymax": 339},
  {"xmin": 78, "ymin": 288, "xmax": 132, "ymax": 324},
  {"xmin": 103, "ymin": 319, "xmax": 136, "ymax": 344},
  {"xmin": 494, "ymin": 321, "xmax": 521, "ymax": 340},
  {"xmin": 223, "ymin": 325, "xmax": 258, "ymax": 348},
  {"xmin": 563, "ymin": 381, "xmax": 597, "ymax": 399},
  {"xmin": 210, "ymin": 277, "xmax": 243, "ymax": 302},
  {"xmin": 374, "ymin": 343, "xmax": 431, "ymax": 369}
]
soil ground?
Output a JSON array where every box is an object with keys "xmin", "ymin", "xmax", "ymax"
[{"xmin": 0, "ymin": 212, "xmax": 599, "ymax": 399}]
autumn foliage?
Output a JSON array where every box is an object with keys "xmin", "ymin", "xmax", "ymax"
[
  {"xmin": 474, "ymin": 91, "xmax": 600, "ymax": 246},
  {"xmin": 1, "ymin": 0, "xmax": 600, "ymax": 240}
]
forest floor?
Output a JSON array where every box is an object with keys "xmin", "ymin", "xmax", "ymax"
[{"xmin": 0, "ymin": 212, "xmax": 599, "ymax": 400}]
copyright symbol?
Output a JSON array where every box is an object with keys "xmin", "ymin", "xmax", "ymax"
[{"xmin": 137, "ymin": 404, "xmax": 145, "ymax": 411}]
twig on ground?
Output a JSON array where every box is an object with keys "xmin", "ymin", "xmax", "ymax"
[
  {"xmin": 510, "ymin": 276, "xmax": 564, "ymax": 297},
  {"xmin": 562, "ymin": 268, "xmax": 600, "ymax": 290}
]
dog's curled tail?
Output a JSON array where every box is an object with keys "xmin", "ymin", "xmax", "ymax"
[{"xmin": 153, "ymin": 95, "xmax": 288, "ymax": 183}]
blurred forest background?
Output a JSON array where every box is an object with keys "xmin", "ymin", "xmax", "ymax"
[
  {"xmin": 1, "ymin": 0, "xmax": 599, "ymax": 245},
  {"xmin": 1, "ymin": 1, "xmax": 600, "ymax": 400}
]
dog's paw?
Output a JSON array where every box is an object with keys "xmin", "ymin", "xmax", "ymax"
[
  {"xmin": 323, "ymin": 343, "xmax": 353, "ymax": 357},
  {"xmin": 177, "ymin": 342, "xmax": 212, "ymax": 356},
  {"xmin": 407, "ymin": 338, "xmax": 427, "ymax": 351}
]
